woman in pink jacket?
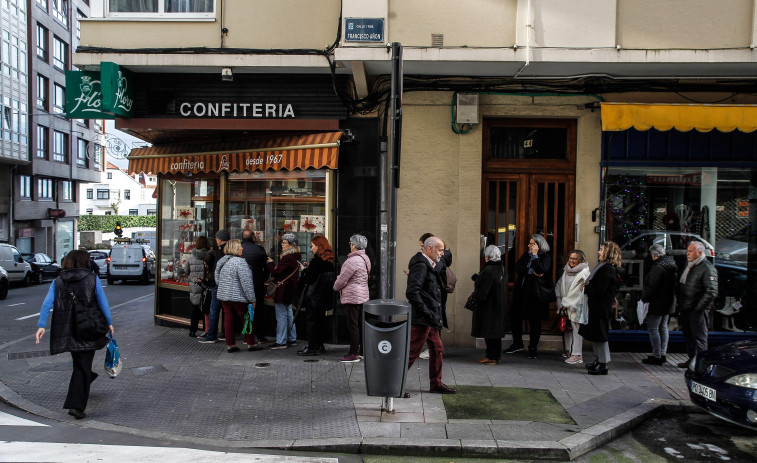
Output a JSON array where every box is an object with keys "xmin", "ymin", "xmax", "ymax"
[{"xmin": 333, "ymin": 234, "xmax": 371, "ymax": 363}]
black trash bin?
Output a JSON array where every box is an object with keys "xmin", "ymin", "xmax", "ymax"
[{"xmin": 362, "ymin": 299, "xmax": 411, "ymax": 398}]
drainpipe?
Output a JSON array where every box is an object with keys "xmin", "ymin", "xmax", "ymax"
[{"xmin": 514, "ymin": 0, "xmax": 532, "ymax": 78}]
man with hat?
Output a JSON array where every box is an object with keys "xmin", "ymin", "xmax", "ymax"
[{"xmin": 198, "ymin": 229, "xmax": 230, "ymax": 343}]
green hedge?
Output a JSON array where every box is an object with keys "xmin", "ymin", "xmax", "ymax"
[{"xmin": 78, "ymin": 215, "xmax": 157, "ymax": 232}]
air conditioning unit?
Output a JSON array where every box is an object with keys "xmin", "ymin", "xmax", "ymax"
[{"xmin": 456, "ymin": 93, "xmax": 479, "ymax": 124}]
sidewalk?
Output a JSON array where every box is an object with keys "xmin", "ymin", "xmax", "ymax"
[{"xmin": 0, "ymin": 296, "xmax": 694, "ymax": 460}]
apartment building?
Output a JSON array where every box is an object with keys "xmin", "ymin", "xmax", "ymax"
[
  {"xmin": 72, "ymin": 0, "xmax": 757, "ymax": 345},
  {"xmin": 79, "ymin": 161, "xmax": 156, "ymax": 216}
]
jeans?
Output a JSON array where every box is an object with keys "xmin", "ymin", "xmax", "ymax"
[
  {"xmin": 205, "ymin": 287, "xmax": 222, "ymax": 340},
  {"xmin": 646, "ymin": 314, "xmax": 669, "ymax": 358},
  {"xmin": 275, "ymin": 303, "xmax": 297, "ymax": 344}
]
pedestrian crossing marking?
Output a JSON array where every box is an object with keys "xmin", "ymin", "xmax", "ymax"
[{"xmin": 0, "ymin": 411, "xmax": 48, "ymax": 427}]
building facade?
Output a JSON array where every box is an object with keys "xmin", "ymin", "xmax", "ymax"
[
  {"xmin": 78, "ymin": 162, "xmax": 156, "ymax": 216},
  {"xmin": 73, "ymin": 0, "xmax": 757, "ymax": 345}
]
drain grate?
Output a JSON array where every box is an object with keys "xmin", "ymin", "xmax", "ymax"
[
  {"xmin": 7, "ymin": 351, "xmax": 50, "ymax": 361},
  {"xmin": 254, "ymin": 363, "xmax": 271, "ymax": 368}
]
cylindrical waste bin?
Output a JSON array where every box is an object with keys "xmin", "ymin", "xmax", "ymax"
[{"xmin": 362, "ymin": 299, "xmax": 411, "ymax": 398}]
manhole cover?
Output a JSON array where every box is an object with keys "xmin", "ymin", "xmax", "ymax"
[
  {"xmin": 303, "ymin": 359, "xmax": 320, "ymax": 363},
  {"xmin": 254, "ymin": 363, "xmax": 271, "ymax": 368}
]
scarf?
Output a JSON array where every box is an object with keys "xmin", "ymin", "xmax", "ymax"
[
  {"xmin": 280, "ymin": 246, "xmax": 300, "ymax": 259},
  {"xmin": 560, "ymin": 262, "xmax": 589, "ymax": 309},
  {"xmin": 680, "ymin": 254, "xmax": 705, "ymax": 284},
  {"xmin": 563, "ymin": 261, "xmax": 589, "ymax": 277}
]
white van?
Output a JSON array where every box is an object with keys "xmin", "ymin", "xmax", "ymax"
[
  {"xmin": 0, "ymin": 243, "xmax": 33, "ymax": 286},
  {"xmin": 107, "ymin": 243, "xmax": 156, "ymax": 285}
]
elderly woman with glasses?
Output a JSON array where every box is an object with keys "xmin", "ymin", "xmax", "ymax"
[
  {"xmin": 555, "ymin": 250, "xmax": 591, "ymax": 364},
  {"xmin": 333, "ymin": 234, "xmax": 371, "ymax": 363},
  {"xmin": 471, "ymin": 245, "xmax": 508, "ymax": 365}
]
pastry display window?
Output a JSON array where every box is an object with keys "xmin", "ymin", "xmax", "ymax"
[
  {"xmin": 159, "ymin": 178, "xmax": 219, "ymax": 287},
  {"xmin": 226, "ymin": 170, "xmax": 330, "ymax": 264}
]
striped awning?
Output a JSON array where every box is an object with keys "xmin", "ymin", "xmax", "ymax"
[
  {"xmin": 127, "ymin": 131, "xmax": 342, "ymax": 175},
  {"xmin": 601, "ymin": 103, "xmax": 757, "ymax": 133}
]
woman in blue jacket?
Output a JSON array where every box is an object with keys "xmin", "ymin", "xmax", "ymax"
[{"xmin": 35, "ymin": 250, "xmax": 114, "ymax": 420}]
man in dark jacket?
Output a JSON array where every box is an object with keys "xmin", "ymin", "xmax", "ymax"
[
  {"xmin": 405, "ymin": 236, "xmax": 456, "ymax": 395},
  {"xmin": 198, "ymin": 229, "xmax": 229, "ymax": 343},
  {"xmin": 676, "ymin": 241, "xmax": 718, "ymax": 367},
  {"xmin": 640, "ymin": 244, "xmax": 677, "ymax": 365},
  {"xmin": 242, "ymin": 229, "xmax": 270, "ymax": 342}
]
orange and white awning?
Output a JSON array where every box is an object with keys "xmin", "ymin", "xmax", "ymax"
[{"xmin": 127, "ymin": 131, "xmax": 342, "ymax": 175}]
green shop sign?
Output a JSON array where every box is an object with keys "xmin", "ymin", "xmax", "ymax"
[{"xmin": 65, "ymin": 62, "xmax": 134, "ymax": 119}]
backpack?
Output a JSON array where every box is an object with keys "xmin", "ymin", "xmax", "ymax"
[{"xmin": 445, "ymin": 266, "xmax": 457, "ymax": 293}]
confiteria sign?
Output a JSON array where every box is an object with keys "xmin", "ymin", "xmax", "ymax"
[{"xmin": 178, "ymin": 102, "xmax": 296, "ymax": 118}]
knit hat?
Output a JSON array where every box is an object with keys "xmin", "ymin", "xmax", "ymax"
[
  {"xmin": 281, "ymin": 232, "xmax": 297, "ymax": 245},
  {"xmin": 215, "ymin": 229, "xmax": 230, "ymax": 242}
]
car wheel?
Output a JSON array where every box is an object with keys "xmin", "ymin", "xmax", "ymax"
[
  {"xmin": 0, "ymin": 279, "xmax": 8, "ymax": 299},
  {"xmin": 140, "ymin": 269, "xmax": 150, "ymax": 284},
  {"xmin": 22, "ymin": 272, "xmax": 32, "ymax": 287},
  {"xmin": 35, "ymin": 273, "xmax": 43, "ymax": 285}
]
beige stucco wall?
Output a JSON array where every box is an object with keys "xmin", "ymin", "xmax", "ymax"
[
  {"xmin": 80, "ymin": 0, "xmax": 341, "ymax": 49},
  {"xmin": 389, "ymin": 0, "xmax": 517, "ymax": 47},
  {"xmin": 395, "ymin": 92, "xmax": 602, "ymax": 347},
  {"xmin": 617, "ymin": 0, "xmax": 754, "ymax": 49}
]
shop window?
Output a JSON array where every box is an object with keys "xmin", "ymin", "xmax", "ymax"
[
  {"xmin": 226, "ymin": 171, "xmax": 327, "ymax": 264},
  {"xmin": 159, "ymin": 179, "xmax": 218, "ymax": 285},
  {"xmin": 603, "ymin": 166, "xmax": 753, "ymax": 333}
]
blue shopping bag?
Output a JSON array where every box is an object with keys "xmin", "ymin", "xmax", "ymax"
[{"xmin": 104, "ymin": 333, "xmax": 123, "ymax": 378}]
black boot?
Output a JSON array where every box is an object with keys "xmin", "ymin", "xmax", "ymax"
[
  {"xmin": 587, "ymin": 362, "xmax": 609, "ymax": 375},
  {"xmin": 585, "ymin": 359, "xmax": 599, "ymax": 370}
]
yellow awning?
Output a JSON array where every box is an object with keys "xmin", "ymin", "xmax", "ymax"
[{"xmin": 601, "ymin": 103, "xmax": 757, "ymax": 133}]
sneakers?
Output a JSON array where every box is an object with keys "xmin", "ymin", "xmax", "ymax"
[
  {"xmin": 197, "ymin": 336, "xmax": 218, "ymax": 344},
  {"xmin": 528, "ymin": 348, "xmax": 538, "ymax": 359},
  {"xmin": 504, "ymin": 344, "xmax": 524, "ymax": 354},
  {"xmin": 269, "ymin": 343, "xmax": 288, "ymax": 349},
  {"xmin": 339, "ymin": 354, "xmax": 361, "ymax": 363},
  {"xmin": 227, "ymin": 345, "xmax": 240, "ymax": 353},
  {"xmin": 565, "ymin": 355, "xmax": 583, "ymax": 364},
  {"xmin": 287, "ymin": 341, "xmax": 298, "ymax": 347},
  {"xmin": 418, "ymin": 349, "xmax": 430, "ymax": 359}
]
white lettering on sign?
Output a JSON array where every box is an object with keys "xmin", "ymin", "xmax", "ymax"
[
  {"xmin": 170, "ymin": 158, "xmax": 205, "ymax": 172},
  {"xmin": 114, "ymin": 71, "xmax": 133, "ymax": 112},
  {"xmin": 179, "ymin": 102, "xmax": 295, "ymax": 118},
  {"xmin": 378, "ymin": 340, "xmax": 392, "ymax": 354},
  {"xmin": 71, "ymin": 76, "xmax": 103, "ymax": 114}
]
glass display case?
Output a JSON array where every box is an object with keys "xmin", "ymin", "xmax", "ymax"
[
  {"xmin": 227, "ymin": 170, "xmax": 330, "ymax": 264},
  {"xmin": 159, "ymin": 179, "xmax": 218, "ymax": 287}
]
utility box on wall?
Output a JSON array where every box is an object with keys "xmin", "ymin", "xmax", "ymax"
[{"xmin": 456, "ymin": 93, "xmax": 479, "ymax": 124}]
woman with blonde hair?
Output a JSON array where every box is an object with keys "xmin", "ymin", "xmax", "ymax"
[
  {"xmin": 579, "ymin": 241, "xmax": 621, "ymax": 375},
  {"xmin": 215, "ymin": 239, "xmax": 257, "ymax": 353}
]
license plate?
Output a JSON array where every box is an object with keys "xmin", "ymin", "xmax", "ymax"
[
  {"xmin": 114, "ymin": 266, "xmax": 130, "ymax": 270},
  {"xmin": 691, "ymin": 381, "xmax": 717, "ymax": 401}
]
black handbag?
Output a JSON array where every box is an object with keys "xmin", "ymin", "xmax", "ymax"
[
  {"xmin": 464, "ymin": 292, "xmax": 478, "ymax": 311},
  {"xmin": 534, "ymin": 275, "xmax": 557, "ymax": 303},
  {"xmin": 68, "ymin": 286, "xmax": 109, "ymax": 341}
]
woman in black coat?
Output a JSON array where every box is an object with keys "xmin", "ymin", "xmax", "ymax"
[
  {"xmin": 640, "ymin": 244, "xmax": 677, "ymax": 365},
  {"xmin": 35, "ymin": 250, "xmax": 114, "ymax": 419},
  {"xmin": 297, "ymin": 235, "xmax": 336, "ymax": 356},
  {"xmin": 505, "ymin": 233, "xmax": 553, "ymax": 359},
  {"xmin": 579, "ymin": 241, "xmax": 621, "ymax": 375},
  {"xmin": 471, "ymin": 245, "xmax": 508, "ymax": 364}
]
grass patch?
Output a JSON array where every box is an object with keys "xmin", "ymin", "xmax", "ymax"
[{"xmin": 441, "ymin": 385, "xmax": 575, "ymax": 424}]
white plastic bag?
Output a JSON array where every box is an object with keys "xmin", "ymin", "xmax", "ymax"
[
  {"xmin": 575, "ymin": 292, "xmax": 588, "ymax": 325},
  {"xmin": 104, "ymin": 334, "xmax": 122, "ymax": 378},
  {"xmin": 636, "ymin": 300, "xmax": 649, "ymax": 325}
]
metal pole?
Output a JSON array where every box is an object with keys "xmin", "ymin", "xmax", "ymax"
[{"xmin": 388, "ymin": 42, "xmax": 403, "ymax": 299}]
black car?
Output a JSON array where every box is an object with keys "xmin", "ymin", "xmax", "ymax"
[
  {"xmin": 685, "ymin": 339, "xmax": 757, "ymax": 431},
  {"xmin": 23, "ymin": 253, "xmax": 61, "ymax": 284}
]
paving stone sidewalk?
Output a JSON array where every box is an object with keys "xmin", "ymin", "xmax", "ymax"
[{"xmin": 0, "ymin": 295, "xmax": 693, "ymax": 460}]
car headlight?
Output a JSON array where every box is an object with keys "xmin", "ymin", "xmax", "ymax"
[
  {"xmin": 725, "ymin": 374, "xmax": 757, "ymax": 389},
  {"xmin": 687, "ymin": 355, "xmax": 697, "ymax": 371}
]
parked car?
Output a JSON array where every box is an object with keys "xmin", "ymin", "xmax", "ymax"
[
  {"xmin": 107, "ymin": 243, "xmax": 156, "ymax": 284},
  {"xmin": 716, "ymin": 225, "xmax": 749, "ymax": 267},
  {"xmin": 685, "ymin": 339, "xmax": 757, "ymax": 431},
  {"xmin": 0, "ymin": 266, "xmax": 8, "ymax": 299},
  {"xmin": 619, "ymin": 230, "xmax": 715, "ymax": 260},
  {"xmin": 23, "ymin": 253, "xmax": 61, "ymax": 284},
  {"xmin": 0, "ymin": 243, "xmax": 33, "ymax": 286},
  {"xmin": 88, "ymin": 250, "xmax": 110, "ymax": 277}
]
